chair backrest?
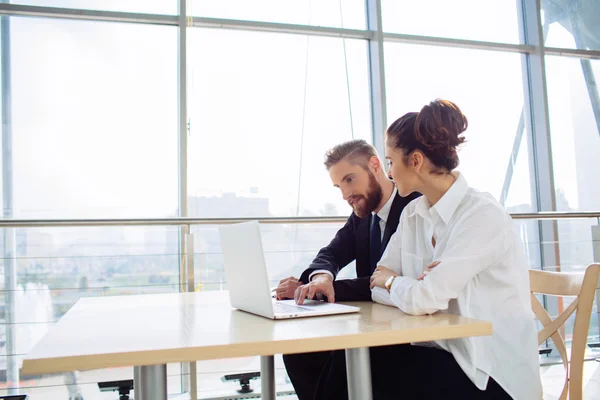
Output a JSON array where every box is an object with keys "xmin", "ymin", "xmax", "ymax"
[{"xmin": 529, "ymin": 264, "xmax": 600, "ymax": 400}]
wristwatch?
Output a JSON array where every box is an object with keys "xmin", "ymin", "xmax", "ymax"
[{"xmin": 384, "ymin": 275, "xmax": 396, "ymax": 292}]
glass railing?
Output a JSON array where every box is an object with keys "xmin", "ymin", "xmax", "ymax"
[{"xmin": 1, "ymin": 212, "xmax": 599, "ymax": 398}]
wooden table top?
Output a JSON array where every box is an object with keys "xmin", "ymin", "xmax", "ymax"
[{"xmin": 22, "ymin": 290, "xmax": 492, "ymax": 375}]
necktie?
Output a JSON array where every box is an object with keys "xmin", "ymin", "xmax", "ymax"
[{"xmin": 370, "ymin": 214, "xmax": 382, "ymax": 273}]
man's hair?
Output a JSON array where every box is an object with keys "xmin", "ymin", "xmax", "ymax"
[{"xmin": 323, "ymin": 139, "xmax": 378, "ymax": 170}]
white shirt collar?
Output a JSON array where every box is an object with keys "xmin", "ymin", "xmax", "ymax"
[
  {"xmin": 373, "ymin": 187, "xmax": 397, "ymax": 223},
  {"xmin": 413, "ymin": 172, "xmax": 469, "ymax": 225}
]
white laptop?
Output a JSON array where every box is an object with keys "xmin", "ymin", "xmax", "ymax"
[{"xmin": 218, "ymin": 221, "xmax": 360, "ymax": 320}]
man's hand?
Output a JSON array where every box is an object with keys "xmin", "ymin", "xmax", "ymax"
[
  {"xmin": 275, "ymin": 277, "xmax": 304, "ymax": 300},
  {"xmin": 294, "ymin": 274, "xmax": 335, "ymax": 305},
  {"xmin": 370, "ymin": 266, "xmax": 398, "ymax": 289}
]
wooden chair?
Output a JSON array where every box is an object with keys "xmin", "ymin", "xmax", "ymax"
[{"xmin": 530, "ymin": 264, "xmax": 600, "ymax": 400}]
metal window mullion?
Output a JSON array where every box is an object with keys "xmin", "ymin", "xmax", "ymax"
[
  {"xmin": 521, "ymin": 0, "xmax": 560, "ymax": 259},
  {"xmin": 176, "ymin": 1, "xmax": 196, "ymax": 399},
  {"xmin": 366, "ymin": 0, "xmax": 386, "ymax": 155},
  {"xmin": 178, "ymin": 0, "xmax": 188, "ymax": 221},
  {"xmin": 521, "ymin": 0, "xmax": 561, "ymax": 353},
  {"xmin": 0, "ymin": 212, "xmax": 600, "ymax": 228},
  {"xmin": 0, "ymin": 3, "xmax": 178, "ymax": 25},
  {"xmin": 0, "ymin": 3, "xmax": 374, "ymax": 39},
  {"xmin": 383, "ymin": 32, "xmax": 535, "ymax": 54},
  {"xmin": 1, "ymin": 7, "xmax": 20, "ymax": 395},
  {"xmin": 545, "ymin": 47, "xmax": 600, "ymax": 60},
  {"xmin": 192, "ymin": 16, "xmax": 372, "ymax": 39}
]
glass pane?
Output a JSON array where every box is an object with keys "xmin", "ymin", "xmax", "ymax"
[
  {"xmin": 541, "ymin": 294, "xmax": 599, "ymax": 356},
  {"xmin": 384, "ymin": 43, "xmax": 532, "ymax": 209},
  {"xmin": 553, "ymin": 219, "xmax": 599, "ymax": 273},
  {"xmin": 4, "ymin": 363, "xmax": 184, "ymax": 399},
  {"xmin": 504, "ymin": 123, "xmax": 535, "ymax": 212},
  {"xmin": 190, "ymin": 0, "xmax": 366, "ymax": 29},
  {"xmin": 539, "ymin": 42, "xmax": 600, "ymax": 344},
  {"xmin": 1, "ymin": 225, "xmax": 180, "ymax": 395},
  {"xmin": 542, "ymin": 0, "xmax": 600, "ymax": 51},
  {"xmin": 13, "ymin": 0, "xmax": 176, "ymax": 14},
  {"xmin": 2, "ymin": 225, "xmax": 180, "ymax": 326},
  {"xmin": 187, "ymin": 29, "xmax": 372, "ymax": 218},
  {"xmin": 191, "ymin": 221, "xmax": 346, "ymax": 396},
  {"xmin": 546, "ymin": 56, "xmax": 600, "ymax": 212},
  {"xmin": 9, "ymin": 17, "xmax": 178, "ymax": 218},
  {"xmin": 381, "ymin": 0, "xmax": 521, "ymax": 44},
  {"xmin": 546, "ymin": 56, "xmax": 600, "ymax": 344},
  {"xmin": 192, "ymin": 223, "xmax": 349, "ymax": 291}
]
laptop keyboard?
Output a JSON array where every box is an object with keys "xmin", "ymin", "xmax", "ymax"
[{"xmin": 274, "ymin": 302, "xmax": 312, "ymax": 314}]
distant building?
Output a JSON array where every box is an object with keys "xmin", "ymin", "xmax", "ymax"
[{"xmin": 188, "ymin": 192, "xmax": 270, "ymax": 218}]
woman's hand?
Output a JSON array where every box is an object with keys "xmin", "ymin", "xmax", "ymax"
[
  {"xmin": 370, "ymin": 266, "xmax": 399, "ymax": 289},
  {"xmin": 417, "ymin": 261, "xmax": 441, "ymax": 280}
]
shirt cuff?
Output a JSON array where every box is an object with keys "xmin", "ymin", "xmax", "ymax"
[
  {"xmin": 390, "ymin": 275, "xmax": 414, "ymax": 293},
  {"xmin": 309, "ymin": 270, "xmax": 334, "ymax": 282},
  {"xmin": 371, "ymin": 286, "xmax": 395, "ymax": 306},
  {"xmin": 388, "ymin": 276, "xmax": 438, "ymax": 315}
]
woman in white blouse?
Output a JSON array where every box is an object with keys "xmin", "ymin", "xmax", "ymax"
[{"xmin": 363, "ymin": 100, "xmax": 541, "ymax": 399}]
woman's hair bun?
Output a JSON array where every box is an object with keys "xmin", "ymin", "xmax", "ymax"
[
  {"xmin": 415, "ymin": 99, "xmax": 467, "ymax": 150},
  {"xmin": 386, "ymin": 99, "xmax": 468, "ymax": 172}
]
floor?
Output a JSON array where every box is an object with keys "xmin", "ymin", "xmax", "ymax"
[
  {"xmin": 5, "ymin": 357, "xmax": 600, "ymax": 399},
  {"xmin": 540, "ymin": 358, "xmax": 600, "ymax": 399}
]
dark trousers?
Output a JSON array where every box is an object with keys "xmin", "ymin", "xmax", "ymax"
[
  {"xmin": 286, "ymin": 345, "xmax": 513, "ymax": 400},
  {"xmin": 283, "ymin": 350, "xmax": 332, "ymax": 400}
]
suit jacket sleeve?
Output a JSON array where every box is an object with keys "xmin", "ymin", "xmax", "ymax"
[
  {"xmin": 331, "ymin": 277, "xmax": 372, "ymax": 302},
  {"xmin": 299, "ymin": 215, "xmax": 356, "ymax": 284},
  {"xmin": 299, "ymin": 215, "xmax": 371, "ymax": 302}
]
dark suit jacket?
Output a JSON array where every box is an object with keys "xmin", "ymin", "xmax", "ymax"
[{"xmin": 299, "ymin": 191, "xmax": 421, "ymax": 301}]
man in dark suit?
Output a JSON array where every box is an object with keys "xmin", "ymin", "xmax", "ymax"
[{"xmin": 275, "ymin": 139, "xmax": 419, "ymax": 400}]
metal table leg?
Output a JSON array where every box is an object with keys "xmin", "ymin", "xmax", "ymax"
[
  {"xmin": 260, "ymin": 355, "xmax": 276, "ymax": 400},
  {"xmin": 345, "ymin": 347, "xmax": 373, "ymax": 400},
  {"xmin": 135, "ymin": 364, "xmax": 167, "ymax": 400},
  {"xmin": 134, "ymin": 366, "xmax": 144, "ymax": 399}
]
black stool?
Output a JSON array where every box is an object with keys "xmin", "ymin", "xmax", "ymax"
[{"xmin": 98, "ymin": 380, "xmax": 134, "ymax": 400}]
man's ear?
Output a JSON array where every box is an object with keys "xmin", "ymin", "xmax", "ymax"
[{"xmin": 368, "ymin": 155, "xmax": 381, "ymax": 173}]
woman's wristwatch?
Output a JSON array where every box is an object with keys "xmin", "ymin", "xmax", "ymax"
[{"xmin": 384, "ymin": 275, "xmax": 396, "ymax": 292}]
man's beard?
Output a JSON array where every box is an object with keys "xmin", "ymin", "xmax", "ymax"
[{"xmin": 347, "ymin": 172, "xmax": 383, "ymax": 218}]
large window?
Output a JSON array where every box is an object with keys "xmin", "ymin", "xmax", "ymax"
[
  {"xmin": 545, "ymin": 56, "xmax": 600, "ymax": 344},
  {"xmin": 384, "ymin": 43, "xmax": 533, "ymax": 211},
  {"xmin": 187, "ymin": 29, "xmax": 372, "ymax": 218},
  {"xmin": 540, "ymin": 51, "xmax": 600, "ymax": 354},
  {"xmin": 0, "ymin": 226, "xmax": 182, "ymax": 397},
  {"xmin": 382, "ymin": 0, "xmax": 522, "ymax": 43},
  {"xmin": 541, "ymin": 0, "xmax": 600, "ymax": 51},
  {"xmin": 10, "ymin": 17, "xmax": 179, "ymax": 219},
  {"xmin": 546, "ymin": 57, "xmax": 600, "ymax": 213},
  {"xmin": 190, "ymin": 0, "xmax": 366, "ymax": 29},
  {"xmin": 1, "ymin": 0, "xmax": 600, "ymax": 399},
  {"xmin": 1, "ymin": 14, "xmax": 183, "ymax": 399},
  {"xmin": 13, "ymin": 0, "xmax": 177, "ymax": 14}
]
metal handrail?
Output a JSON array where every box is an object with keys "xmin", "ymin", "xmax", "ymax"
[{"xmin": 0, "ymin": 211, "xmax": 599, "ymax": 228}]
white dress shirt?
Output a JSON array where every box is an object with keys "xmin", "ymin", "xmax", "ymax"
[
  {"xmin": 310, "ymin": 187, "xmax": 397, "ymax": 281},
  {"xmin": 372, "ymin": 173, "xmax": 541, "ymax": 400}
]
